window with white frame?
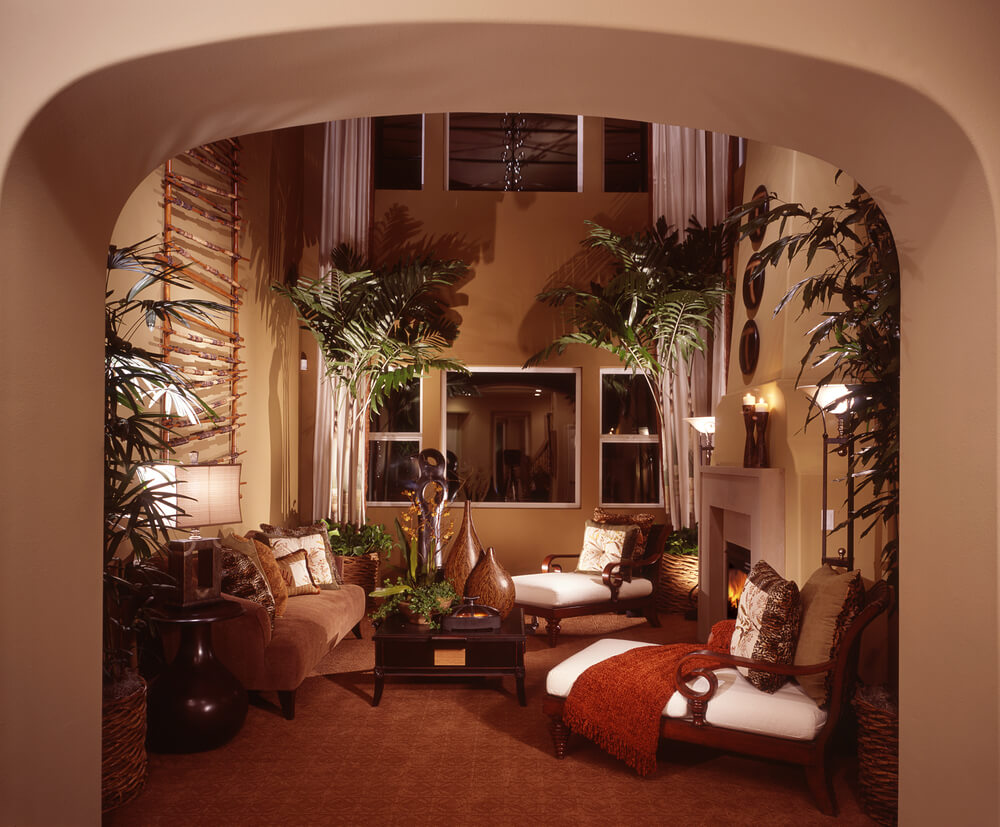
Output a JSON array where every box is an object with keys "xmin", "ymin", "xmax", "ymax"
[
  {"xmin": 599, "ymin": 369, "xmax": 662, "ymax": 506},
  {"xmin": 366, "ymin": 378, "xmax": 421, "ymax": 504}
]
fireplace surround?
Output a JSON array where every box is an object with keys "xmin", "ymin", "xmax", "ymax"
[{"xmin": 698, "ymin": 467, "xmax": 785, "ymax": 639}]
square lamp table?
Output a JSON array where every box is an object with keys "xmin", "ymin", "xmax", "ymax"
[{"xmin": 373, "ymin": 608, "xmax": 526, "ymax": 706}]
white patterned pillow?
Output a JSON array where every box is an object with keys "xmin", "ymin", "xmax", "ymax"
[
  {"xmin": 576, "ymin": 520, "xmax": 639, "ymax": 573},
  {"xmin": 268, "ymin": 532, "xmax": 338, "ymax": 589}
]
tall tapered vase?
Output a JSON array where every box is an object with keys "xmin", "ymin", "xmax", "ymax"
[
  {"xmin": 465, "ymin": 546, "xmax": 515, "ymax": 619},
  {"xmin": 444, "ymin": 500, "xmax": 483, "ymax": 597}
]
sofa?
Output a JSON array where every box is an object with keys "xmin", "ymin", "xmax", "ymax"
[
  {"xmin": 212, "ymin": 584, "xmax": 366, "ymax": 720},
  {"xmin": 162, "ymin": 525, "xmax": 368, "ymax": 721}
]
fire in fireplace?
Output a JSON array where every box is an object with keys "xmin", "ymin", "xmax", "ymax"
[{"xmin": 725, "ymin": 543, "xmax": 751, "ymax": 617}]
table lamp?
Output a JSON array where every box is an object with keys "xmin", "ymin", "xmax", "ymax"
[{"xmin": 160, "ymin": 464, "xmax": 243, "ymax": 607}]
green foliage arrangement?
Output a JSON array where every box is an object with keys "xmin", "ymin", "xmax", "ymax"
[
  {"xmin": 104, "ymin": 237, "xmax": 231, "ymax": 680},
  {"xmin": 273, "ymin": 243, "xmax": 469, "ymax": 419},
  {"xmin": 730, "ymin": 179, "xmax": 900, "ymax": 585},
  {"xmin": 322, "ymin": 520, "xmax": 393, "ymax": 558},
  {"xmin": 369, "ymin": 577, "xmax": 458, "ymax": 630},
  {"xmin": 665, "ymin": 526, "xmax": 699, "ymax": 557},
  {"xmin": 527, "ymin": 216, "xmax": 730, "ymax": 436}
]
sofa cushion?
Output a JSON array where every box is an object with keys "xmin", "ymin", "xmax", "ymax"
[
  {"xmin": 592, "ymin": 507, "xmax": 656, "ymax": 562},
  {"xmin": 794, "ymin": 565, "xmax": 866, "ymax": 706},
  {"xmin": 546, "ymin": 638, "xmax": 826, "ymax": 742},
  {"xmin": 514, "ymin": 571, "xmax": 653, "ymax": 608},
  {"xmin": 220, "ymin": 548, "xmax": 276, "ymax": 629},
  {"xmin": 218, "ymin": 531, "xmax": 289, "ymax": 618},
  {"xmin": 731, "ymin": 560, "xmax": 802, "ymax": 693},
  {"xmin": 576, "ymin": 520, "xmax": 639, "ymax": 574},
  {"xmin": 260, "ymin": 523, "xmax": 342, "ymax": 588},
  {"xmin": 276, "ymin": 549, "xmax": 321, "ymax": 596}
]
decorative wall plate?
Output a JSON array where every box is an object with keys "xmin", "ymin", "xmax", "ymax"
[
  {"xmin": 748, "ymin": 184, "xmax": 769, "ymax": 250},
  {"xmin": 739, "ymin": 320, "xmax": 760, "ymax": 375},
  {"xmin": 742, "ymin": 252, "xmax": 766, "ymax": 312}
]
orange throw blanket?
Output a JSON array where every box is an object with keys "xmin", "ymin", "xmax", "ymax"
[{"xmin": 562, "ymin": 643, "xmax": 724, "ymax": 776}]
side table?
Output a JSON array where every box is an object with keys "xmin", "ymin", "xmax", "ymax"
[
  {"xmin": 373, "ymin": 608, "xmax": 526, "ymax": 706},
  {"xmin": 147, "ymin": 599, "xmax": 247, "ymax": 752}
]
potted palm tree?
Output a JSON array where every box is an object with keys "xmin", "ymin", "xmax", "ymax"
[
  {"xmin": 273, "ymin": 242, "xmax": 469, "ymax": 527},
  {"xmin": 102, "ymin": 238, "xmax": 231, "ymax": 811}
]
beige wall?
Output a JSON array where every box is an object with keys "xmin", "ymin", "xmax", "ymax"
[
  {"xmin": 364, "ymin": 114, "xmax": 659, "ymax": 575},
  {"xmin": 109, "ymin": 130, "xmax": 305, "ymax": 538},
  {"xmin": 714, "ymin": 144, "xmax": 881, "ymax": 588},
  {"xmin": 1, "ymin": 5, "xmax": 997, "ymax": 825}
]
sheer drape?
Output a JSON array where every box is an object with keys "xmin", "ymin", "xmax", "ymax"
[
  {"xmin": 314, "ymin": 118, "xmax": 372, "ymax": 525},
  {"xmin": 651, "ymin": 125, "xmax": 734, "ymax": 528}
]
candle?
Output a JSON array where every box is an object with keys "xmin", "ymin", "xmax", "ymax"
[
  {"xmin": 755, "ymin": 398, "xmax": 769, "ymax": 412},
  {"xmin": 743, "ymin": 392, "xmax": 755, "ymax": 406}
]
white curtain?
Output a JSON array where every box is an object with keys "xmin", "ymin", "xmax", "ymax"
[
  {"xmin": 651, "ymin": 125, "xmax": 733, "ymax": 528},
  {"xmin": 314, "ymin": 118, "xmax": 373, "ymax": 525}
]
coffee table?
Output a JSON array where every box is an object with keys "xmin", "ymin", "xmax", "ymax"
[{"xmin": 373, "ymin": 608, "xmax": 526, "ymax": 706}]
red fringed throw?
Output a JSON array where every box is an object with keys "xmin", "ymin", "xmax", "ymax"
[{"xmin": 562, "ymin": 643, "xmax": 723, "ymax": 776}]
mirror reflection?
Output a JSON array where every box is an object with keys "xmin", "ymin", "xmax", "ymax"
[{"xmin": 445, "ymin": 369, "xmax": 578, "ymax": 504}]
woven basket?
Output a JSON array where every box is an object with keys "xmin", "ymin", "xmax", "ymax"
[
  {"xmin": 338, "ymin": 553, "xmax": 380, "ymax": 604},
  {"xmin": 658, "ymin": 553, "xmax": 699, "ymax": 613},
  {"xmin": 853, "ymin": 685, "xmax": 898, "ymax": 826},
  {"xmin": 101, "ymin": 677, "xmax": 147, "ymax": 813}
]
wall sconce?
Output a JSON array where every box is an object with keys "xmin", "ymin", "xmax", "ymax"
[
  {"xmin": 300, "ymin": 352, "xmax": 308, "ymax": 372},
  {"xmin": 685, "ymin": 416, "xmax": 716, "ymax": 465},
  {"xmin": 147, "ymin": 463, "xmax": 243, "ymax": 606},
  {"xmin": 800, "ymin": 384, "xmax": 855, "ymax": 569}
]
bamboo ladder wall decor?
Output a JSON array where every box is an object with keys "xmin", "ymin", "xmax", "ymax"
[{"xmin": 160, "ymin": 139, "xmax": 246, "ymax": 466}]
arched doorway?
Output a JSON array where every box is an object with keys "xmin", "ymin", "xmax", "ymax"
[{"xmin": 1, "ymin": 15, "xmax": 996, "ymax": 825}]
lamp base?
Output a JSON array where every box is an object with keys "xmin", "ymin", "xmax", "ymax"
[{"xmin": 166, "ymin": 538, "xmax": 222, "ymax": 607}]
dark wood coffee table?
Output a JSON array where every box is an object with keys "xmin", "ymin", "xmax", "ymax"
[{"xmin": 373, "ymin": 608, "xmax": 526, "ymax": 706}]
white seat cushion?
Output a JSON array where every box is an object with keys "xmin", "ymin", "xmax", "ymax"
[
  {"xmin": 513, "ymin": 572, "xmax": 653, "ymax": 608},
  {"xmin": 546, "ymin": 638, "xmax": 827, "ymax": 742}
]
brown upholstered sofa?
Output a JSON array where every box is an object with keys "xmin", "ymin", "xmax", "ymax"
[{"xmin": 211, "ymin": 584, "xmax": 366, "ymax": 720}]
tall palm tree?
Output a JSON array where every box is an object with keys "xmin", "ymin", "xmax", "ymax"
[
  {"xmin": 527, "ymin": 216, "xmax": 730, "ymax": 463},
  {"xmin": 274, "ymin": 244, "xmax": 469, "ymax": 522}
]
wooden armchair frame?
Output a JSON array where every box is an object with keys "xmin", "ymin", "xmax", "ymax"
[
  {"xmin": 543, "ymin": 579, "xmax": 891, "ymax": 815},
  {"xmin": 515, "ymin": 524, "xmax": 667, "ymax": 647}
]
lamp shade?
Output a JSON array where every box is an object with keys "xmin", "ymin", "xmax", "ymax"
[
  {"xmin": 800, "ymin": 384, "xmax": 852, "ymax": 415},
  {"xmin": 685, "ymin": 416, "xmax": 716, "ymax": 435},
  {"xmin": 174, "ymin": 464, "xmax": 242, "ymax": 528}
]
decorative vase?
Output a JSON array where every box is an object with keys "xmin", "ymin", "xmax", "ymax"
[
  {"xmin": 464, "ymin": 546, "xmax": 515, "ymax": 619},
  {"xmin": 444, "ymin": 500, "xmax": 483, "ymax": 597}
]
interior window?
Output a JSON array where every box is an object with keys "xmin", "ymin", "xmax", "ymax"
[
  {"xmin": 444, "ymin": 369, "xmax": 579, "ymax": 506},
  {"xmin": 600, "ymin": 370, "xmax": 661, "ymax": 505},
  {"xmin": 447, "ymin": 113, "xmax": 580, "ymax": 192},
  {"xmin": 367, "ymin": 378, "xmax": 421, "ymax": 504},
  {"xmin": 373, "ymin": 114, "xmax": 424, "ymax": 190}
]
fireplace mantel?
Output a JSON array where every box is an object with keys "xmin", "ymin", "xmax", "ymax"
[{"xmin": 698, "ymin": 466, "xmax": 785, "ymax": 640}]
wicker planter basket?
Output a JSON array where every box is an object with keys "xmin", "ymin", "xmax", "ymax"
[
  {"xmin": 853, "ymin": 684, "xmax": 898, "ymax": 826},
  {"xmin": 338, "ymin": 553, "xmax": 380, "ymax": 605},
  {"xmin": 101, "ymin": 676, "xmax": 147, "ymax": 813},
  {"xmin": 658, "ymin": 553, "xmax": 699, "ymax": 613}
]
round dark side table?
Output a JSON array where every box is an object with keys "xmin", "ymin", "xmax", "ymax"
[{"xmin": 147, "ymin": 599, "xmax": 247, "ymax": 753}]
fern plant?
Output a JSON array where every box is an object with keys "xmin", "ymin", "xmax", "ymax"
[
  {"xmin": 527, "ymin": 216, "xmax": 731, "ymax": 458},
  {"xmin": 273, "ymin": 243, "xmax": 468, "ymax": 420}
]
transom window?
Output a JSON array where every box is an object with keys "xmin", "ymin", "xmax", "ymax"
[
  {"xmin": 599, "ymin": 369, "xmax": 662, "ymax": 506},
  {"xmin": 447, "ymin": 113, "xmax": 581, "ymax": 192}
]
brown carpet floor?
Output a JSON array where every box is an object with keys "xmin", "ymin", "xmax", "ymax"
[{"xmin": 105, "ymin": 612, "xmax": 877, "ymax": 826}]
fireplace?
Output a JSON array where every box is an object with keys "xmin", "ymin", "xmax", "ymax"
[
  {"xmin": 698, "ymin": 467, "xmax": 785, "ymax": 639},
  {"xmin": 725, "ymin": 543, "xmax": 751, "ymax": 617}
]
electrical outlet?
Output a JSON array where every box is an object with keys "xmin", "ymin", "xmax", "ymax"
[{"xmin": 822, "ymin": 509, "xmax": 835, "ymax": 531}]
